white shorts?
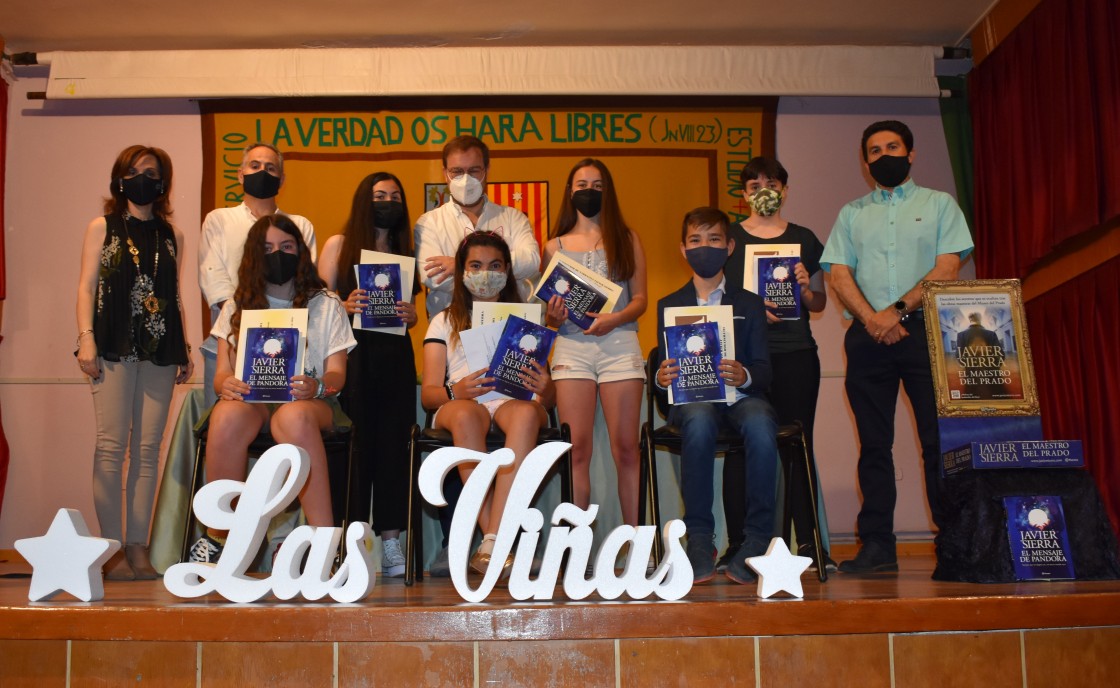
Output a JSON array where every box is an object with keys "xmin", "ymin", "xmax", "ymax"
[
  {"xmin": 431, "ymin": 396, "xmax": 510, "ymax": 430},
  {"xmin": 551, "ymin": 330, "xmax": 645, "ymax": 383}
]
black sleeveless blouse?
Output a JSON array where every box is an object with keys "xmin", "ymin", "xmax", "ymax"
[{"xmin": 93, "ymin": 213, "xmax": 188, "ymax": 365}]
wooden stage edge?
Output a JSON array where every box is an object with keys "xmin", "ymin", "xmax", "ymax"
[{"xmin": 3, "ymin": 552, "xmax": 1120, "ymax": 644}]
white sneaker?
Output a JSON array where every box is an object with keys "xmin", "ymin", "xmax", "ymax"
[{"xmin": 382, "ymin": 537, "xmax": 406, "ymax": 578}]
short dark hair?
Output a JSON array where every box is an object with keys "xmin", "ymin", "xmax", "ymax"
[
  {"xmin": 680, "ymin": 207, "xmax": 730, "ymax": 243},
  {"xmin": 442, "ymin": 135, "xmax": 490, "ymax": 168},
  {"xmin": 861, "ymin": 120, "xmax": 914, "ymax": 161},
  {"xmin": 739, "ymin": 156, "xmax": 789, "ymax": 189}
]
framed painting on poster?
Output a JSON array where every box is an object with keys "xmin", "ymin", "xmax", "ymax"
[{"xmin": 921, "ymin": 279, "xmax": 1040, "ymax": 417}]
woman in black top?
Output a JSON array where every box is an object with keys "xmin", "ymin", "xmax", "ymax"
[
  {"xmin": 75, "ymin": 145, "xmax": 193, "ymax": 580},
  {"xmin": 318, "ymin": 171, "xmax": 418, "ymax": 578}
]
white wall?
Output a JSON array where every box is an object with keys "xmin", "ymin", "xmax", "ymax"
[
  {"xmin": 776, "ymin": 96, "xmax": 975, "ymax": 542},
  {"xmin": 0, "ymin": 74, "xmax": 971, "ymax": 548},
  {"xmin": 0, "ymin": 71, "xmax": 204, "ymax": 546}
]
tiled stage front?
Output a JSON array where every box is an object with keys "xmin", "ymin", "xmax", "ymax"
[{"xmin": 2, "ymin": 549, "xmax": 1119, "ymax": 687}]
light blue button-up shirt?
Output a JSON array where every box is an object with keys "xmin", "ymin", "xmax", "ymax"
[{"xmin": 820, "ymin": 179, "xmax": 974, "ymax": 319}]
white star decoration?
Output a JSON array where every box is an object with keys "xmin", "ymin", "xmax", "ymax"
[
  {"xmin": 512, "ymin": 191, "xmax": 523, "ymax": 201},
  {"xmin": 746, "ymin": 537, "xmax": 812, "ymax": 598},
  {"xmin": 14, "ymin": 509, "xmax": 120, "ymax": 602}
]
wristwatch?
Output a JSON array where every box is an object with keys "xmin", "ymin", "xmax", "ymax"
[{"xmin": 894, "ymin": 300, "xmax": 910, "ymax": 322}]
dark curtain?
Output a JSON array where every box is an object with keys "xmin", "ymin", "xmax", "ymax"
[
  {"xmin": 970, "ymin": 0, "xmax": 1120, "ymax": 278},
  {"xmin": 937, "ymin": 75, "xmax": 975, "ymax": 232},
  {"xmin": 970, "ymin": 0, "xmax": 1120, "ymax": 533},
  {"xmin": 1025, "ymin": 257, "xmax": 1120, "ymax": 533}
]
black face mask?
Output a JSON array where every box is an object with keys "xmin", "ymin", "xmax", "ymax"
[
  {"xmin": 868, "ymin": 154, "xmax": 912, "ymax": 188},
  {"xmin": 571, "ymin": 189, "xmax": 603, "ymax": 218},
  {"xmin": 372, "ymin": 200, "xmax": 405, "ymax": 228},
  {"xmin": 115, "ymin": 175, "xmax": 164, "ymax": 207},
  {"xmin": 242, "ymin": 169, "xmax": 282, "ymax": 199},
  {"xmin": 685, "ymin": 246, "xmax": 729, "ymax": 279},
  {"xmin": 264, "ymin": 250, "xmax": 300, "ymax": 285}
]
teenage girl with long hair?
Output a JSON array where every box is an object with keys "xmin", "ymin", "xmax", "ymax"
[
  {"xmin": 189, "ymin": 214, "xmax": 356, "ymax": 563},
  {"xmin": 319, "ymin": 171, "xmax": 418, "ymax": 577},
  {"xmin": 544, "ymin": 159, "xmax": 647, "ymax": 527},
  {"xmin": 421, "ymin": 231, "xmax": 555, "ymax": 573}
]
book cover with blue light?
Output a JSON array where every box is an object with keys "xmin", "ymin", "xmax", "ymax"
[
  {"xmin": 664, "ymin": 320, "xmax": 725, "ymax": 404},
  {"xmin": 355, "ymin": 263, "xmax": 403, "ymax": 328},
  {"xmin": 534, "ymin": 252, "xmax": 621, "ymax": 330},
  {"xmin": 756, "ymin": 255, "xmax": 801, "ymax": 320},
  {"xmin": 354, "ymin": 249, "xmax": 414, "ymax": 336},
  {"xmin": 1004, "ymin": 495, "xmax": 1075, "ymax": 580},
  {"xmin": 742, "ymin": 243, "xmax": 798, "ymax": 294},
  {"xmin": 486, "ymin": 315, "xmax": 557, "ymax": 401},
  {"xmin": 235, "ymin": 308, "xmax": 307, "ymax": 403}
]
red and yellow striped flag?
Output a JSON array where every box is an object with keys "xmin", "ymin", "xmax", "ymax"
[{"xmin": 487, "ymin": 182, "xmax": 550, "ymax": 251}]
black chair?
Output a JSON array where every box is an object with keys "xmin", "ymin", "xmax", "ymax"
[
  {"xmin": 637, "ymin": 348, "xmax": 828, "ymax": 582},
  {"xmin": 404, "ymin": 407, "xmax": 573, "ymax": 585},
  {"xmin": 180, "ymin": 402, "xmax": 357, "ymax": 564}
]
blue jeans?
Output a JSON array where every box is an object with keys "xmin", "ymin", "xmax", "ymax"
[{"xmin": 669, "ymin": 395, "xmax": 779, "ymax": 543}]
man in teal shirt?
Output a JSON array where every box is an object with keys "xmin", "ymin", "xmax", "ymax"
[{"xmin": 820, "ymin": 120, "xmax": 974, "ymax": 573}]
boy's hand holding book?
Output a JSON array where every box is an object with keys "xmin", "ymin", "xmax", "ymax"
[
  {"xmin": 656, "ymin": 358, "xmax": 680, "ymax": 388},
  {"xmin": 718, "ymin": 359, "xmax": 748, "ymax": 388}
]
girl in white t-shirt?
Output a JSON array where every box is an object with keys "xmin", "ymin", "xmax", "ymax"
[
  {"xmin": 189, "ymin": 214, "xmax": 356, "ymax": 564},
  {"xmin": 421, "ymin": 231, "xmax": 555, "ymax": 575}
]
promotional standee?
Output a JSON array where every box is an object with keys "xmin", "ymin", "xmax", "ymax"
[
  {"xmin": 15, "ymin": 442, "xmax": 811, "ymax": 603},
  {"xmin": 922, "ymin": 279, "xmax": 1120, "ymax": 582}
]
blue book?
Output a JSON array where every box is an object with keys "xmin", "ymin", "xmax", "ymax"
[
  {"xmin": 664, "ymin": 321, "xmax": 725, "ymax": 404},
  {"xmin": 241, "ymin": 327, "xmax": 302, "ymax": 402},
  {"xmin": 534, "ymin": 254, "xmax": 618, "ymax": 331},
  {"xmin": 757, "ymin": 255, "xmax": 802, "ymax": 320},
  {"xmin": 486, "ymin": 315, "xmax": 557, "ymax": 401},
  {"xmin": 1004, "ymin": 495, "xmax": 1075, "ymax": 580},
  {"xmin": 356, "ymin": 263, "xmax": 403, "ymax": 328}
]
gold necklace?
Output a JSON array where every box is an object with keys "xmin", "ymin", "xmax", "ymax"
[{"xmin": 122, "ymin": 212, "xmax": 161, "ymax": 314}]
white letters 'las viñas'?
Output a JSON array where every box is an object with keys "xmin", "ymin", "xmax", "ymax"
[
  {"xmin": 163, "ymin": 444, "xmax": 375, "ymax": 604},
  {"xmin": 418, "ymin": 442, "xmax": 694, "ymax": 603}
]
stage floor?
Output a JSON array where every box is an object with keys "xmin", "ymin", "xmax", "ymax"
[
  {"xmin": 3, "ymin": 550, "xmax": 1120, "ymax": 687},
  {"xmin": 3, "ymin": 550, "xmax": 1119, "ymax": 643}
]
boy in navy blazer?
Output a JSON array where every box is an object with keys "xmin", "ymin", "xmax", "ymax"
[{"xmin": 654, "ymin": 207, "xmax": 779, "ymax": 585}]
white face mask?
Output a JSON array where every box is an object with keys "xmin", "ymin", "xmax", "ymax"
[
  {"xmin": 462, "ymin": 270, "xmax": 508, "ymax": 299},
  {"xmin": 448, "ymin": 173, "xmax": 484, "ymax": 206}
]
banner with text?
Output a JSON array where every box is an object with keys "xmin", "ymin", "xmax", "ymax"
[{"xmin": 202, "ymin": 101, "xmax": 775, "ymax": 363}]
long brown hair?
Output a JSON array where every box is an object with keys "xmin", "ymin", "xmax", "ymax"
[
  {"xmin": 103, "ymin": 145, "xmax": 174, "ymax": 220},
  {"xmin": 229, "ymin": 214, "xmax": 327, "ymax": 339},
  {"xmin": 335, "ymin": 171, "xmax": 413, "ymax": 297},
  {"xmin": 446, "ymin": 231, "xmax": 520, "ymax": 345},
  {"xmin": 551, "ymin": 158, "xmax": 635, "ymax": 281}
]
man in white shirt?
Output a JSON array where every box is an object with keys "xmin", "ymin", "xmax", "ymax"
[
  {"xmin": 198, "ymin": 142, "xmax": 317, "ymax": 406},
  {"xmin": 414, "ymin": 135, "xmax": 540, "ymax": 317}
]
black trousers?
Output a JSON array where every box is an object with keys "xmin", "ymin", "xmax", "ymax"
[
  {"xmin": 341, "ymin": 328, "xmax": 417, "ymax": 535},
  {"xmin": 844, "ymin": 313, "xmax": 944, "ymax": 549}
]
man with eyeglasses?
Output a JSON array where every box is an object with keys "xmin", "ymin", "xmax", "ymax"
[{"xmin": 414, "ymin": 135, "xmax": 541, "ymax": 317}]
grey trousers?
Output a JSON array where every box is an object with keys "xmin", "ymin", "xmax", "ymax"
[{"xmin": 89, "ymin": 359, "xmax": 177, "ymax": 544}]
